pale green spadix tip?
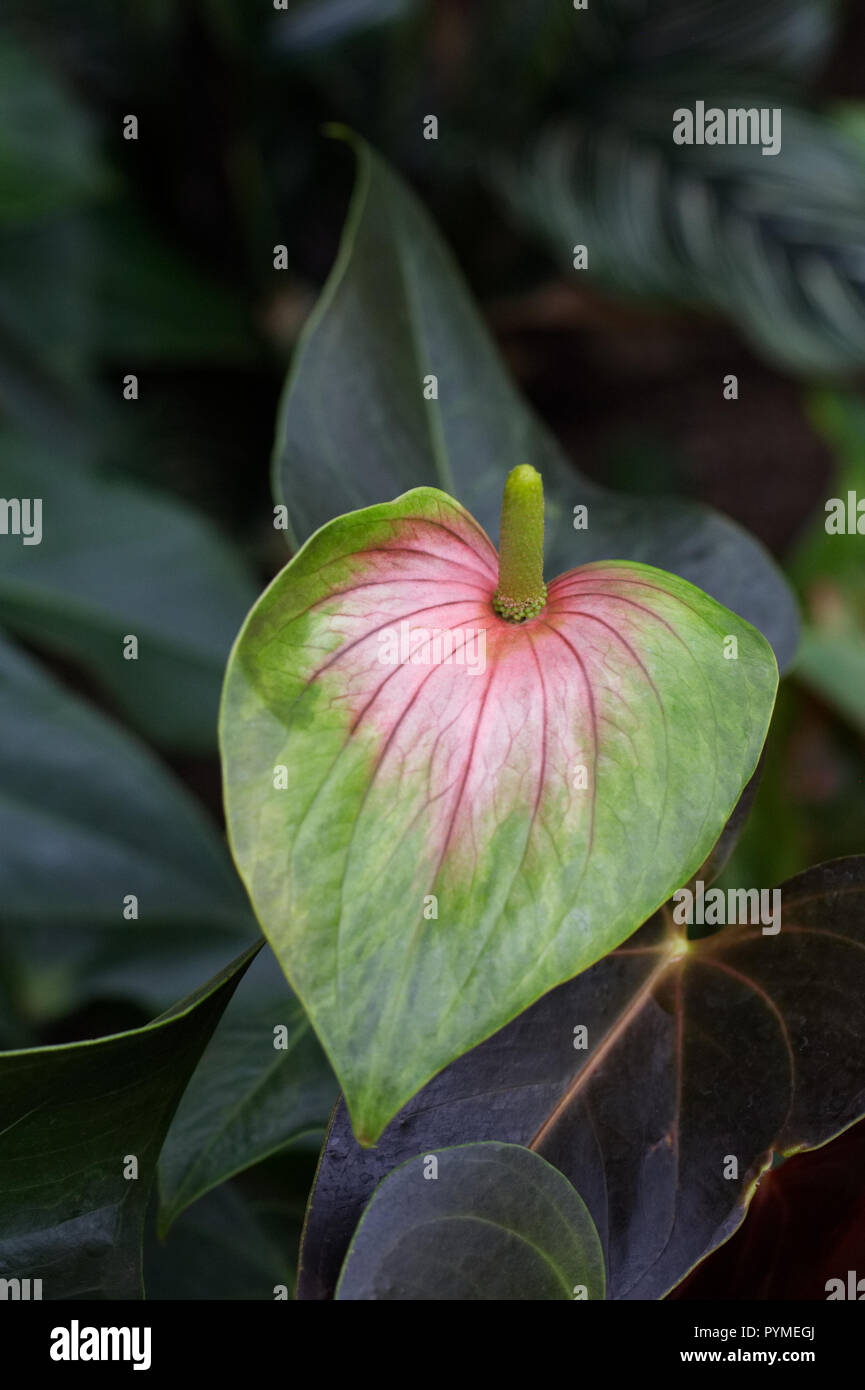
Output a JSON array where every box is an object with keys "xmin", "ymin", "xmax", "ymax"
[{"xmin": 493, "ymin": 464, "xmax": 547, "ymax": 621}]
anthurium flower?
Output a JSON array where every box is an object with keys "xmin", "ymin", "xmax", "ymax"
[{"xmin": 220, "ymin": 467, "xmax": 778, "ymax": 1144}]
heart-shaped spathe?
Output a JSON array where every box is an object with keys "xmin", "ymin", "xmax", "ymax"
[{"xmin": 220, "ymin": 486, "xmax": 777, "ymax": 1143}]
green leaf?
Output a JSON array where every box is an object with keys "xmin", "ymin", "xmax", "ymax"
[
  {"xmin": 0, "ymin": 943, "xmax": 258, "ymax": 1300},
  {"xmin": 158, "ymin": 946, "xmax": 337, "ymax": 1233},
  {"xmin": 91, "ymin": 204, "xmax": 258, "ymax": 365},
  {"xmin": 609, "ymin": 0, "xmax": 835, "ymax": 78},
  {"xmin": 271, "ymin": 132, "xmax": 798, "ymax": 670},
  {"xmin": 0, "ymin": 216, "xmax": 103, "ymax": 453},
  {"xmin": 0, "ymin": 38, "xmax": 105, "ymax": 223},
  {"xmin": 335, "ymin": 1142, "xmax": 605, "ymax": 1301},
  {"xmin": 788, "ymin": 390, "xmax": 865, "ymax": 736},
  {"xmin": 0, "ymin": 633, "xmax": 253, "ymax": 1020},
  {"xmin": 796, "ymin": 626, "xmax": 865, "ymax": 737},
  {"xmin": 0, "ymin": 39, "xmax": 104, "ymax": 442},
  {"xmin": 500, "ymin": 95, "xmax": 865, "ymax": 375},
  {"xmin": 221, "ymin": 481, "xmax": 777, "ymax": 1144},
  {"xmin": 461, "ymin": 0, "xmax": 834, "ymax": 128},
  {"xmin": 793, "ymin": 391, "xmax": 865, "ymax": 587},
  {"xmin": 144, "ymin": 1183, "xmax": 300, "ymax": 1300},
  {"xmin": 300, "ymin": 857, "xmax": 865, "ymax": 1300},
  {"xmin": 0, "ymin": 430, "xmax": 259, "ymax": 750}
]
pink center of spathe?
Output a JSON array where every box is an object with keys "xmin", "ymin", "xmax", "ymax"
[{"xmin": 302, "ymin": 504, "xmax": 681, "ymax": 886}]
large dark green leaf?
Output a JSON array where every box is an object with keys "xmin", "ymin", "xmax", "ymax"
[
  {"xmin": 336, "ymin": 1142, "xmax": 605, "ymax": 1301},
  {"xmin": 0, "ymin": 634, "xmax": 253, "ymax": 1020},
  {"xmin": 158, "ymin": 947, "xmax": 337, "ymax": 1232},
  {"xmin": 0, "ymin": 944, "xmax": 258, "ymax": 1300},
  {"xmin": 272, "ymin": 133, "xmax": 798, "ymax": 669},
  {"xmin": 0, "ymin": 432, "xmax": 259, "ymax": 750},
  {"xmin": 299, "ymin": 857, "xmax": 865, "ymax": 1300}
]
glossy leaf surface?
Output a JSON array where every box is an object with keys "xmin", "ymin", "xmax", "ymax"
[
  {"xmin": 336, "ymin": 1142, "xmax": 604, "ymax": 1301},
  {"xmin": 300, "ymin": 858, "xmax": 865, "ymax": 1299},
  {"xmin": 0, "ymin": 946, "xmax": 257, "ymax": 1300}
]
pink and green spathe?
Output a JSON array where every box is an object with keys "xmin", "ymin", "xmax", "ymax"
[{"xmin": 220, "ymin": 466, "xmax": 778, "ymax": 1143}]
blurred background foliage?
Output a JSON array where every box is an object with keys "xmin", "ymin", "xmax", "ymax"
[{"xmin": 0, "ymin": 0, "xmax": 864, "ymax": 1297}]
